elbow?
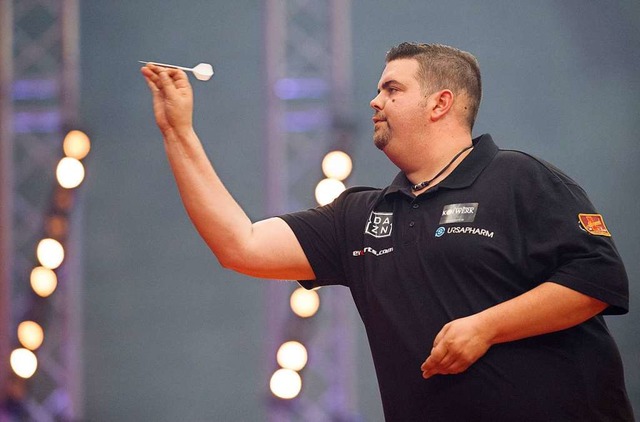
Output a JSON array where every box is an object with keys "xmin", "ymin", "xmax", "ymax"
[
  {"xmin": 211, "ymin": 246, "xmax": 251, "ymax": 275},
  {"xmin": 219, "ymin": 258, "xmax": 246, "ymax": 274},
  {"xmin": 201, "ymin": 233, "xmax": 262, "ymax": 277},
  {"xmin": 215, "ymin": 250, "xmax": 241, "ymax": 271},
  {"xmin": 217, "ymin": 255, "xmax": 234, "ymax": 270},
  {"xmin": 200, "ymin": 234, "xmax": 246, "ymax": 272}
]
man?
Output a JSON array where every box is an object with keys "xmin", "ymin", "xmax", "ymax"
[{"xmin": 141, "ymin": 43, "xmax": 633, "ymax": 421}]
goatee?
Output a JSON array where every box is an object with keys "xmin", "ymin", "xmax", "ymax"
[{"xmin": 373, "ymin": 129, "xmax": 390, "ymax": 150}]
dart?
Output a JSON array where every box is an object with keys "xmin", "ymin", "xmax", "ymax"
[{"xmin": 139, "ymin": 61, "xmax": 214, "ymax": 81}]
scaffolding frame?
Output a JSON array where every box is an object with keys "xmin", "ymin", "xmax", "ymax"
[
  {"xmin": 264, "ymin": 1, "xmax": 359, "ymax": 420},
  {"xmin": 0, "ymin": 1, "xmax": 15, "ymax": 418},
  {"xmin": 0, "ymin": 0, "xmax": 83, "ymax": 420}
]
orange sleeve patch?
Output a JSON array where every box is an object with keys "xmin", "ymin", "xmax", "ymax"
[{"xmin": 578, "ymin": 213, "xmax": 611, "ymax": 237}]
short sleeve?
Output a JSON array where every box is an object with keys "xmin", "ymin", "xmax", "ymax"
[
  {"xmin": 278, "ymin": 202, "xmax": 346, "ymax": 289},
  {"xmin": 518, "ymin": 158, "xmax": 629, "ymax": 314}
]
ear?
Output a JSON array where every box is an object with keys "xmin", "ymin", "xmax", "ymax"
[{"xmin": 429, "ymin": 89, "xmax": 454, "ymax": 122}]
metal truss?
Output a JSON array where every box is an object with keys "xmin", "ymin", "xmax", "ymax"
[
  {"xmin": 264, "ymin": 0, "xmax": 359, "ymax": 420},
  {"xmin": 0, "ymin": 0, "xmax": 82, "ymax": 420},
  {"xmin": 1, "ymin": 1, "xmax": 15, "ymax": 418}
]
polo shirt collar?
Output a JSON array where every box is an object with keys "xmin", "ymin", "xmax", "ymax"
[{"xmin": 384, "ymin": 133, "xmax": 499, "ymax": 197}]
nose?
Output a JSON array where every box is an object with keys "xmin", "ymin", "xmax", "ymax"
[{"xmin": 370, "ymin": 92, "xmax": 383, "ymax": 111}]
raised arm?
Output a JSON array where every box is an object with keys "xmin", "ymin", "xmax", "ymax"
[{"xmin": 140, "ymin": 64, "xmax": 314, "ymax": 280}]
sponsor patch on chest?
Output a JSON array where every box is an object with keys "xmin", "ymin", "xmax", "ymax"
[
  {"xmin": 365, "ymin": 211, "xmax": 393, "ymax": 238},
  {"xmin": 439, "ymin": 203, "xmax": 479, "ymax": 224}
]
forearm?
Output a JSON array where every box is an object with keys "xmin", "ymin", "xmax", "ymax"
[
  {"xmin": 478, "ymin": 281, "xmax": 608, "ymax": 346},
  {"xmin": 162, "ymin": 127, "xmax": 253, "ymax": 267},
  {"xmin": 142, "ymin": 66, "xmax": 314, "ymax": 280},
  {"xmin": 421, "ymin": 281, "xmax": 608, "ymax": 378}
]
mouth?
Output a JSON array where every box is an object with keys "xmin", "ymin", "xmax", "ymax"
[{"xmin": 372, "ymin": 117, "xmax": 386, "ymax": 124}]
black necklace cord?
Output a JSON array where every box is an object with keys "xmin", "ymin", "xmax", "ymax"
[{"xmin": 411, "ymin": 144, "xmax": 474, "ymax": 192}]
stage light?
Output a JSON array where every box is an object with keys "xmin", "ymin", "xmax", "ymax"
[
  {"xmin": 277, "ymin": 341, "xmax": 308, "ymax": 371},
  {"xmin": 315, "ymin": 178, "xmax": 345, "ymax": 206},
  {"xmin": 63, "ymin": 130, "xmax": 91, "ymax": 160},
  {"xmin": 53, "ymin": 188, "xmax": 74, "ymax": 212},
  {"xmin": 36, "ymin": 238, "xmax": 64, "ymax": 269},
  {"xmin": 290, "ymin": 287, "xmax": 320, "ymax": 318},
  {"xmin": 46, "ymin": 214, "xmax": 68, "ymax": 238},
  {"xmin": 10, "ymin": 348, "xmax": 38, "ymax": 379},
  {"xmin": 30, "ymin": 266, "xmax": 58, "ymax": 297},
  {"xmin": 322, "ymin": 151, "xmax": 352, "ymax": 181},
  {"xmin": 270, "ymin": 368, "xmax": 302, "ymax": 399},
  {"xmin": 56, "ymin": 157, "xmax": 85, "ymax": 189},
  {"xmin": 17, "ymin": 321, "xmax": 44, "ymax": 351}
]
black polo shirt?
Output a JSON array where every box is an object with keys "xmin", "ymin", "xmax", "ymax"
[{"xmin": 279, "ymin": 134, "xmax": 633, "ymax": 421}]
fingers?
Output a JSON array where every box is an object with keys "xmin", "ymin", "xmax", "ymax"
[
  {"xmin": 156, "ymin": 68, "xmax": 179, "ymax": 96},
  {"xmin": 421, "ymin": 347, "xmax": 471, "ymax": 379},
  {"xmin": 140, "ymin": 64, "xmax": 189, "ymax": 93},
  {"xmin": 141, "ymin": 65, "xmax": 162, "ymax": 92},
  {"xmin": 420, "ymin": 322, "xmax": 472, "ymax": 379},
  {"xmin": 421, "ymin": 343, "xmax": 448, "ymax": 379},
  {"xmin": 425, "ymin": 352, "xmax": 469, "ymax": 377},
  {"xmin": 140, "ymin": 64, "xmax": 194, "ymax": 134},
  {"xmin": 433, "ymin": 324, "xmax": 446, "ymax": 346},
  {"xmin": 142, "ymin": 73, "xmax": 160, "ymax": 93},
  {"xmin": 166, "ymin": 67, "xmax": 190, "ymax": 88},
  {"xmin": 420, "ymin": 324, "xmax": 448, "ymax": 377}
]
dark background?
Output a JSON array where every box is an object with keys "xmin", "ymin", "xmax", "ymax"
[{"xmin": 81, "ymin": 1, "xmax": 639, "ymax": 420}]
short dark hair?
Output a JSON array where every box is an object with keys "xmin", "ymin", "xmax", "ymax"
[{"xmin": 386, "ymin": 42, "xmax": 482, "ymax": 129}]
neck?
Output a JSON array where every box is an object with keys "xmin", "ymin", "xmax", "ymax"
[
  {"xmin": 403, "ymin": 132, "xmax": 473, "ymax": 190},
  {"xmin": 410, "ymin": 143, "xmax": 473, "ymax": 192}
]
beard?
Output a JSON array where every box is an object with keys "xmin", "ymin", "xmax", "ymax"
[{"xmin": 373, "ymin": 124, "xmax": 390, "ymax": 150}]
